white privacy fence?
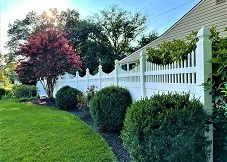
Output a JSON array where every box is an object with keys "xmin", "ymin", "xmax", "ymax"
[
  {"xmin": 52, "ymin": 50, "xmax": 198, "ymax": 101},
  {"xmin": 37, "ymin": 26, "xmax": 212, "ymax": 115},
  {"xmin": 37, "ymin": 26, "xmax": 213, "ymax": 161},
  {"xmin": 39, "ymin": 26, "xmax": 213, "ymax": 113},
  {"xmin": 50, "ymin": 27, "xmax": 211, "ymax": 106}
]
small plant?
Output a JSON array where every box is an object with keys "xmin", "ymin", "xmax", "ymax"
[
  {"xmin": 55, "ymin": 85, "xmax": 82, "ymax": 110},
  {"xmin": 77, "ymin": 95, "xmax": 89, "ymax": 115},
  {"xmin": 77, "ymin": 85, "xmax": 97, "ymax": 115},
  {"xmin": 86, "ymin": 85, "xmax": 97, "ymax": 103},
  {"xmin": 121, "ymin": 93, "xmax": 210, "ymax": 162},
  {"xmin": 90, "ymin": 86, "xmax": 132, "ymax": 132}
]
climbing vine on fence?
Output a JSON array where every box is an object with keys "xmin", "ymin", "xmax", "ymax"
[{"xmin": 146, "ymin": 30, "xmax": 197, "ymax": 65}]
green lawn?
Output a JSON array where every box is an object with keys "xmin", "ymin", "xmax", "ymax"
[{"xmin": 0, "ymin": 99, "xmax": 116, "ymax": 162}]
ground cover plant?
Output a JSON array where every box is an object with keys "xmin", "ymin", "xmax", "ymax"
[{"xmin": 0, "ymin": 99, "xmax": 116, "ymax": 162}]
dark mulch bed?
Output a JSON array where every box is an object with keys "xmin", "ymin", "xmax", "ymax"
[{"xmin": 32, "ymin": 99, "xmax": 131, "ymax": 162}]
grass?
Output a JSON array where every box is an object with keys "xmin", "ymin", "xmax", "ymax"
[{"xmin": 0, "ymin": 99, "xmax": 116, "ymax": 162}]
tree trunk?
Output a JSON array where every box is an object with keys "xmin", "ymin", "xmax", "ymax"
[{"xmin": 46, "ymin": 77, "xmax": 57, "ymax": 99}]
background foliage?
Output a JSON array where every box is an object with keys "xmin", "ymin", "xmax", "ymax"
[{"xmin": 7, "ymin": 7, "xmax": 148, "ymax": 75}]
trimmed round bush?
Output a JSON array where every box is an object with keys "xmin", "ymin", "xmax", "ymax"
[
  {"xmin": 0, "ymin": 88, "xmax": 6, "ymax": 99},
  {"xmin": 89, "ymin": 86, "xmax": 132, "ymax": 132},
  {"xmin": 121, "ymin": 93, "xmax": 210, "ymax": 162},
  {"xmin": 14, "ymin": 85, "xmax": 37, "ymax": 98},
  {"xmin": 55, "ymin": 85, "xmax": 82, "ymax": 110}
]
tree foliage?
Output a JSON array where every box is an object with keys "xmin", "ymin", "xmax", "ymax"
[
  {"xmin": 210, "ymin": 27, "xmax": 227, "ymax": 162},
  {"xmin": 67, "ymin": 19, "xmax": 116, "ymax": 75},
  {"xmin": 137, "ymin": 31, "xmax": 159, "ymax": 48},
  {"xmin": 0, "ymin": 69, "xmax": 12, "ymax": 91},
  {"xmin": 7, "ymin": 9, "xmax": 118, "ymax": 75},
  {"xmin": 0, "ymin": 52, "xmax": 14, "ymax": 90},
  {"xmin": 7, "ymin": 9, "xmax": 80, "ymax": 52},
  {"xmin": 96, "ymin": 5, "xmax": 147, "ymax": 58},
  {"xmin": 15, "ymin": 29, "xmax": 81, "ymax": 98}
]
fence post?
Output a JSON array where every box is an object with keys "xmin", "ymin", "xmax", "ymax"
[
  {"xmin": 196, "ymin": 26, "xmax": 213, "ymax": 162},
  {"xmin": 140, "ymin": 49, "xmax": 146, "ymax": 98},
  {"xmin": 86, "ymin": 68, "xmax": 89, "ymax": 88},
  {"xmin": 98, "ymin": 65, "xmax": 102, "ymax": 90},
  {"xmin": 76, "ymin": 71, "xmax": 79, "ymax": 89},
  {"xmin": 115, "ymin": 60, "xmax": 119, "ymax": 86}
]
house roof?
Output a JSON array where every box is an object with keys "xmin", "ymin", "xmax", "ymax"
[{"xmin": 119, "ymin": 0, "xmax": 204, "ymax": 64}]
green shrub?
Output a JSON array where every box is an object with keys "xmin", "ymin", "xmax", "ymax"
[
  {"xmin": 121, "ymin": 93, "xmax": 210, "ymax": 162},
  {"xmin": 89, "ymin": 86, "xmax": 132, "ymax": 132},
  {"xmin": 14, "ymin": 85, "xmax": 37, "ymax": 98},
  {"xmin": 0, "ymin": 88, "xmax": 6, "ymax": 99},
  {"xmin": 55, "ymin": 85, "xmax": 82, "ymax": 110},
  {"xmin": 213, "ymin": 83, "xmax": 227, "ymax": 161}
]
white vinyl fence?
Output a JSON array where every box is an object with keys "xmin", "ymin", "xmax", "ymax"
[
  {"xmin": 37, "ymin": 26, "xmax": 213, "ymax": 161},
  {"xmin": 38, "ymin": 26, "xmax": 212, "ymax": 114}
]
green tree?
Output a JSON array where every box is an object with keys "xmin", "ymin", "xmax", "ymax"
[
  {"xmin": 0, "ymin": 68, "xmax": 12, "ymax": 91},
  {"xmin": 7, "ymin": 8, "xmax": 80, "ymax": 53},
  {"xmin": 67, "ymin": 19, "xmax": 116, "ymax": 75},
  {"xmin": 137, "ymin": 31, "xmax": 159, "ymax": 47},
  {"xmin": 15, "ymin": 29, "xmax": 81, "ymax": 98},
  {"xmin": 7, "ymin": 9, "xmax": 117, "ymax": 74},
  {"xmin": 96, "ymin": 5, "xmax": 147, "ymax": 58}
]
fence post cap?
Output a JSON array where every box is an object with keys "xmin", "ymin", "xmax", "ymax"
[
  {"xmin": 140, "ymin": 49, "xmax": 146, "ymax": 56},
  {"xmin": 98, "ymin": 64, "xmax": 102, "ymax": 68},
  {"xmin": 197, "ymin": 26, "xmax": 211, "ymax": 38}
]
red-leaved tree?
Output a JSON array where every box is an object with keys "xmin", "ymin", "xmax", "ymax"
[{"xmin": 15, "ymin": 29, "xmax": 81, "ymax": 98}]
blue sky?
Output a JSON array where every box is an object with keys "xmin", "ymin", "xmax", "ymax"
[{"xmin": 0, "ymin": 0, "xmax": 201, "ymax": 53}]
